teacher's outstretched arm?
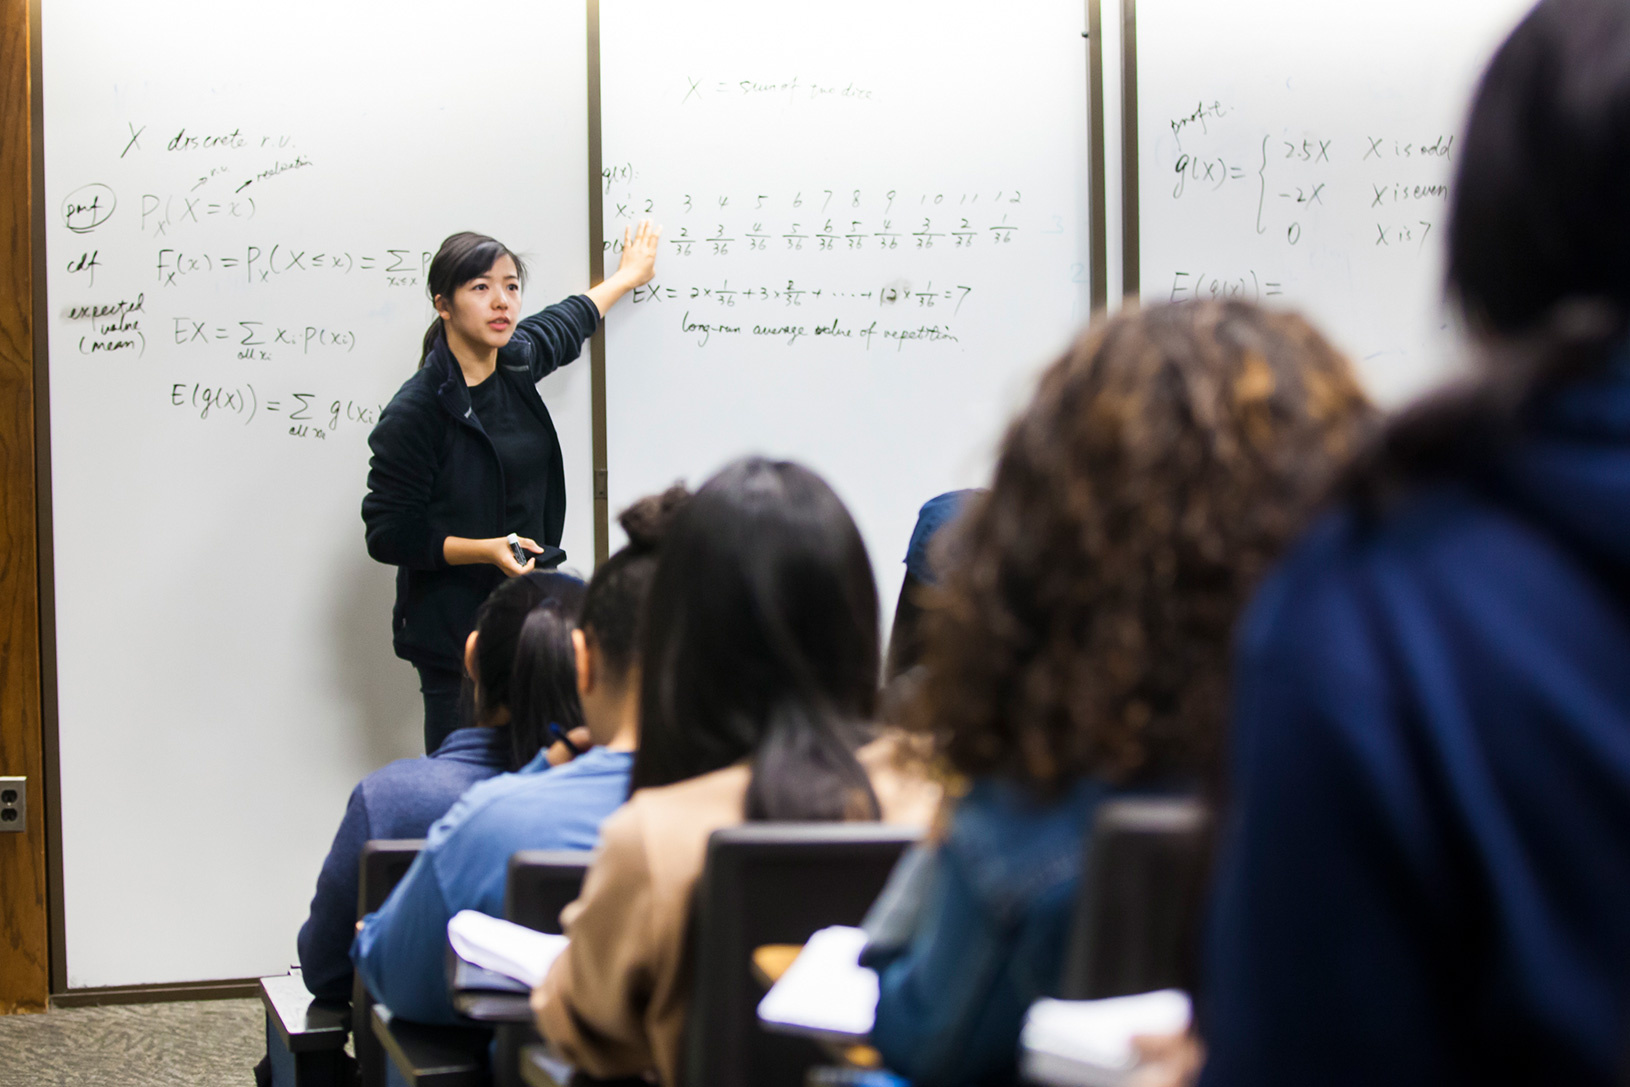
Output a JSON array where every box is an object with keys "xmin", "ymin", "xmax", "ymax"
[{"xmin": 586, "ymin": 219, "xmax": 663, "ymax": 316}]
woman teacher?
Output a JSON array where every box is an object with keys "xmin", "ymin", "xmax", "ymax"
[{"xmin": 363, "ymin": 220, "xmax": 660, "ymax": 753}]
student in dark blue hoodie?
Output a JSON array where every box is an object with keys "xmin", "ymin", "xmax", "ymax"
[{"xmin": 1199, "ymin": 3, "xmax": 1630, "ymax": 1084}]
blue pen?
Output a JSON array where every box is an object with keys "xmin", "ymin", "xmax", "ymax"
[{"xmin": 547, "ymin": 721, "xmax": 581, "ymax": 756}]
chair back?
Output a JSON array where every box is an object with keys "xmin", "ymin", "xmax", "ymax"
[
  {"xmin": 355, "ymin": 839, "xmax": 426, "ymax": 1087},
  {"xmin": 358, "ymin": 839, "xmax": 425, "ymax": 915},
  {"xmin": 489, "ymin": 851, "xmax": 594, "ymax": 1087},
  {"xmin": 504, "ymin": 851, "xmax": 593, "ymax": 934},
  {"xmin": 1059, "ymin": 798, "xmax": 1213, "ymax": 1001},
  {"xmin": 682, "ymin": 823, "xmax": 920, "ymax": 1087}
]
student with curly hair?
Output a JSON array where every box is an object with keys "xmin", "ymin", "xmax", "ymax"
[{"xmin": 861, "ymin": 301, "xmax": 1375, "ymax": 1086}]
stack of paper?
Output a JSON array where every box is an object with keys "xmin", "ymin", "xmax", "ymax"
[
  {"xmin": 447, "ymin": 910, "xmax": 568, "ymax": 988},
  {"xmin": 1020, "ymin": 991, "xmax": 1192, "ymax": 1087},
  {"xmin": 756, "ymin": 925, "xmax": 879, "ymax": 1043}
]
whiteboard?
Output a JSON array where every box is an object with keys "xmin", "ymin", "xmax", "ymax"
[
  {"xmin": 598, "ymin": 0, "xmax": 1094, "ymax": 620},
  {"xmin": 1135, "ymin": 0, "xmax": 1533, "ymax": 406},
  {"xmin": 42, "ymin": 0, "xmax": 589, "ymax": 987}
]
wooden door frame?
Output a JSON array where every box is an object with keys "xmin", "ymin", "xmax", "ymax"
[{"xmin": 0, "ymin": 0, "xmax": 49, "ymax": 1015}]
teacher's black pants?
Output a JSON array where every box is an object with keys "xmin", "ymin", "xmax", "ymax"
[{"xmin": 415, "ymin": 664, "xmax": 469, "ymax": 755}]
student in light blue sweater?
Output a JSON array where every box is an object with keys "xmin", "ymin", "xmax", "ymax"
[{"xmin": 353, "ymin": 486, "xmax": 689, "ymax": 1025}]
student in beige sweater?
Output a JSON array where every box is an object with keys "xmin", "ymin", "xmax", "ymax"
[{"xmin": 531, "ymin": 456, "xmax": 940, "ymax": 1086}]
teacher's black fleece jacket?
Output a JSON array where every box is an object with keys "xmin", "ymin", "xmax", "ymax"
[{"xmin": 361, "ymin": 294, "xmax": 598, "ymax": 672}]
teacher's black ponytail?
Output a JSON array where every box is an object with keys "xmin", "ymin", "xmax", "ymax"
[{"xmin": 419, "ymin": 231, "xmax": 530, "ymax": 368}]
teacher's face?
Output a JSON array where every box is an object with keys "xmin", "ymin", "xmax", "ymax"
[{"xmin": 436, "ymin": 254, "xmax": 523, "ymax": 351}]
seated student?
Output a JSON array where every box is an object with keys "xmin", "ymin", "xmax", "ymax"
[
  {"xmin": 295, "ymin": 571, "xmax": 585, "ymax": 1003},
  {"xmin": 1199, "ymin": 3, "xmax": 1630, "ymax": 1083},
  {"xmin": 351, "ymin": 488, "xmax": 688, "ymax": 1025},
  {"xmin": 882, "ymin": 489, "xmax": 982, "ymax": 728},
  {"xmin": 531, "ymin": 456, "xmax": 942, "ymax": 1087},
  {"xmin": 859, "ymin": 302, "xmax": 1375, "ymax": 1087},
  {"xmin": 884, "ymin": 489, "xmax": 979, "ymax": 685}
]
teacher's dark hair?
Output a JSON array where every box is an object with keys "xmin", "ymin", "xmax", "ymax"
[
  {"xmin": 1347, "ymin": 0, "xmax": 1630, "ymax": 503},
  {"xmin": 631, "ymin": 457, "xmax": 882, "ymax": 822},
  {"xmin": 471, "ymin": 571, "xmax": 585, "ymax": 770},
  {"xmin": 420, "ymin": 232, "xmax": 530, "ymax": 366}
]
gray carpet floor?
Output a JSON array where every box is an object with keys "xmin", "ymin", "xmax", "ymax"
[{"xmin": 0, "ymin": 999, "xmax": 262, "ymax": 1087}]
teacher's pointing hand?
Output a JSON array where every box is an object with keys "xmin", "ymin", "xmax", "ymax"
[{"xmin": 587, "ymin": 218, "xmax": 663, "ymax": 315}]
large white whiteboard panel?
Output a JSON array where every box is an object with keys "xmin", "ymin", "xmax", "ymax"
[
  {"xmin": 599, "ymin": 0, "xmax": 1093, "ymax": 618},
  {"xmin": 1136, "ymin": 0, "xmax": 1533, "ymax": 406},
  {"xmin": 43, "ymin": 0, "xmax": 588, "ymax": 987}
]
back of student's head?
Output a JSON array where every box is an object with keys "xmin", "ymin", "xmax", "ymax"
[
  {"xmin": 577, "ymin": 486, "xmax": 693, "ymax": 694},
  {"xmin": 471, "ymin": 571, "xmax": 586, "ymax": 770},
  {"xmin": 509, "ymin": 592, "xmax": 585, "ymax": 771},
  {"xmin": 912, "ymin": 302, "xmax": 1373, "ymax": 792},
  {"xmin": 631, "ymin": 457, "xmax": 883, "ymax": 822},
  {"xmin": 1452, "ymin": 0, "xmax": 1630, "ymax": 339},
  {"xmin": 1357, "ymin": 0, "xmax": 1630, "ymax": 494}
]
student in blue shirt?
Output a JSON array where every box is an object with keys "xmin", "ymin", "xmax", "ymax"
[
  {"xmin": 296, "ymin": 571, "xmax": 586, "ymax": 1003},
  {"xmin": 860, "ymin": 303, "xmax": 1375, "ymax": 1086},
  {"xmin": 352, "ymin": 486, "xmax": 690, "ymax": 1025}
]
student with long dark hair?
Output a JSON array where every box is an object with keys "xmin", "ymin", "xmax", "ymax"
[
  {"xmin": 294, "ymin": 571, "xmax": 584, "ymax": 1006},
  {"xmin": 363, "ymin": 221, "xmax": 660, "ymax": 753},
  {"xmin": 352, "ymin": 489, "xmax": 687, "ymax": 1026},
  {"xmin": 1199, "ymin": 3, "xmax": 1630, "ymax": 1083},
  {"xmin": 530, "ymin": 458, "xmax": 941, "ymax": 1087},
  {"xmin": 860, "ymin": 303, "xmax": 1373, "ymax": 1087}
]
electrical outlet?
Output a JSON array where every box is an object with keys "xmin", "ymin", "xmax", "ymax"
[{"xmin": 0, "ymin": 777, "xmax": 25, "ymax": 833}]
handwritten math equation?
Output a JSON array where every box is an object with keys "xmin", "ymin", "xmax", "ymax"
[
  {"xmin": 1166, "ymin": 270, "xmax": 1284, "ymax": 305},
  {"xmin": 601, "ymin": 173, "xmax": 1040, "ymax": 254},
  {"xmin": 168, "ymin": 380, "xmax": 384, "ymax": 439},
  {"xmin": 647, "ymin": 213, "xmax": 1023, "ymax": 257},
  {"xmin": 153, "ymin": 244, "xmax": 431, "ymax": 287},
  {"xmin": 1162, "ymin": 99, "xmax": 1455, "ymax": 253},
  {"xmin": 61, "ymin": 124, "xmax": 309, "ymax": 242},
  {"xmin": 630, "ymin": 278, "xmax": 973, "ymax": 313},
  {"xmin": 167, "ymin": 316, "xmax": 357, "ymax": 358}
]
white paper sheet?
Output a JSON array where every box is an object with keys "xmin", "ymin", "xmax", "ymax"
[{"xmin": 447, "ymin": 910, "xmax": 568, "ymax": 989}]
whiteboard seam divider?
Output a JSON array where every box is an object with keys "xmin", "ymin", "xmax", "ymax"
[
  {"xmin": 1121, "ymin": 0, "xmax": 1139, "ymax": 299},
  {"xmin": 1088, "ymin": 0, "xmax": 1109, "ymax": 313},
  {"xmin": 586, "ymin": 0, "xmax": 610, "ymax": 566}
]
